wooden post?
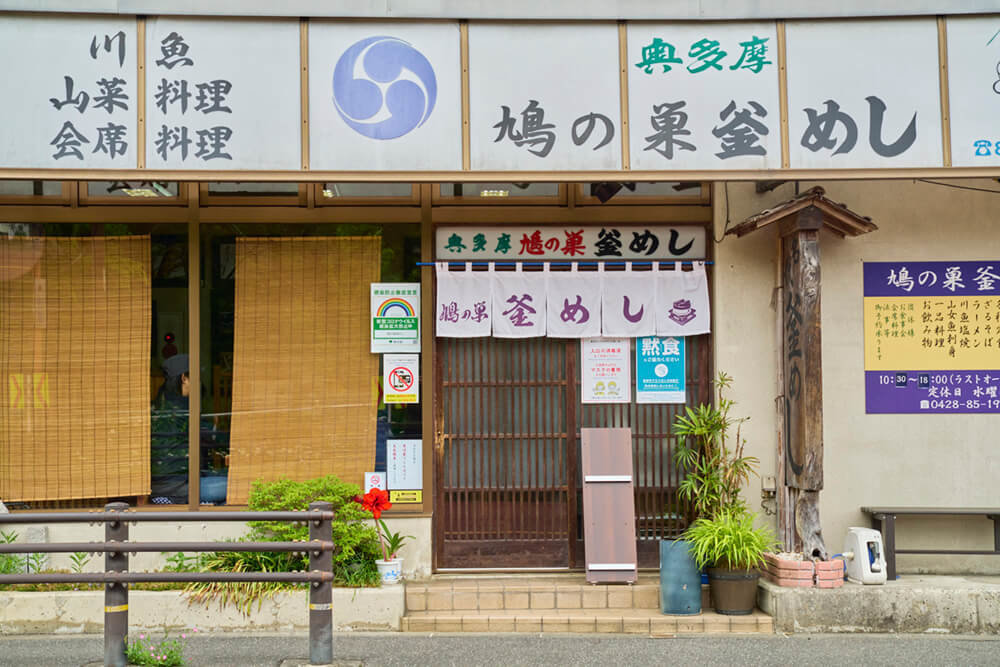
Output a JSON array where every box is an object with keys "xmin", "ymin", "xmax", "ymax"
[{"xmin": 779, "ymin": 206, "xmax": 828, "ymax": 559}]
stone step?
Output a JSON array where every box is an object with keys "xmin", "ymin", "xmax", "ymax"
[
  {"xmin": 401, "ymin": 575, "xmax": 773, "ymax": 635},
  {"xmin": 401, "ymin": 608, "xmax": 774, "ymax": 635},
  {"xmin": 405, "ymin": 575, "xmax": 709, "ymax": 613}
]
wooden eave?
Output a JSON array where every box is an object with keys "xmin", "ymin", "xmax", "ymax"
[{"xmin": 726, "ymin": 186, "xmax": 878, "ymax": 239}]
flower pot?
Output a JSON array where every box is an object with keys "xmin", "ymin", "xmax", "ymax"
[
  {"xmin": 375, "ymin": 558, "xmax": 402, "ymax": 585},
  {"xmin": 707, "ymin": 567, "xmax": 760, "ymax": 615},
  {"xmin": 659, "ymin": 539, "xmax": 702, "ymax": 615}
]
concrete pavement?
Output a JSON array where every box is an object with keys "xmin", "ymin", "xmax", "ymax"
[{"xmin": 1, "ymin": 633, "xmax": 999, "ymax": 666}]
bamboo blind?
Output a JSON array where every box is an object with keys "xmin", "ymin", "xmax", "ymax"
[
  {"xmin": 0, "ymin": 236, "xmax": 151, "ymax": 502},
  {"xmin": 226, "ymin": 236, "xmax": 381, "ymax": 504}
]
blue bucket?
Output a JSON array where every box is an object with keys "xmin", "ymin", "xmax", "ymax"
[{"xmin": 659, "ymin": 539, "xmax": 702, "ymax": 615}]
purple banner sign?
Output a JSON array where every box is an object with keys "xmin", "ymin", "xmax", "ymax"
[
  {"xmin": 863, "ymin": 261, "xmax": 1000, "ymax": 297},
  {"xmin": 865, "ymin": 370, "xmax": 1000, "ymax": 413}
]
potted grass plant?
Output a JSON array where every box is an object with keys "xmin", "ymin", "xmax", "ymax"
[
  {"xmin": 660, "ymin": 372, "xmax": 762, "ymax": 615},
  {"xmin": 683, "ymin": 510, "xmax": 779, "ymax": 615}
]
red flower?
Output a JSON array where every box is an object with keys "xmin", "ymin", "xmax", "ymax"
[{"xmin": 357, "ymin": 488, "xmax": 392, "ymax": 519}]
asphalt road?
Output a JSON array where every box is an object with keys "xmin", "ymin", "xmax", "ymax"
[{"xmin": 1, "ymin": 633, "xmax": 998, "ymax": 667}]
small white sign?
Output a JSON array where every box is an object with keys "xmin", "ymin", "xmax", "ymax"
[
  {"xmin": 387, "ymin": 439, "xmax": 423, "ymax": 491},
  {"xmin": 383, "ymin": 354, "xmax": 419, "ymax": 404},
  {"xmin": 364, "ymin": 471, "xmax": 386, "ymax": 493},
  {"xmin": 371, "ymin": 283, "xmax": 420, "ymax": 353},
  {"xmin": 581, "ymin": 338, "xmax": 631, "ymax": 404}
]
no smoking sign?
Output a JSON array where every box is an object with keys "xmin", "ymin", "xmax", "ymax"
[{"xmin": 383, "ymin": 353, "xmax": 419, "ymax": 404}]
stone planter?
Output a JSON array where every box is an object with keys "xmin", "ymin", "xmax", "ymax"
[{"xmin": 0, "ymin": 587, "xmax": 405, "ymax": 635}]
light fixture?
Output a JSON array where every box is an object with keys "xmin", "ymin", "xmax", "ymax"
[{"xmin": 479, "ymin": 189, "xmax": 510, "ymax": 197}]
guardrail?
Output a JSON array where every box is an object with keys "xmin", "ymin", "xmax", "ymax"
[{"xmin": 0, "ymin": 501, "xmax": 336, "ymax": 666}]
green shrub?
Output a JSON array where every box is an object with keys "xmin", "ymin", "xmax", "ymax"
[
  {"xmin": 184, "ymin": 475, "xmax": 381, "ymax": 615},
  {"xmin": 246, "ymin": 475, "xmax": 382, "ymax": 580}
]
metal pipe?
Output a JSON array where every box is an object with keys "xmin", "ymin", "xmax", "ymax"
[
  {"xmin": 104, "ymin": 502, "xmax": 128, "ymax": 667},
  {"xmin": 0, "ymin": 540, "xmax": 334, "ymax": 554},
  {"xmin": 308, "ymin": 501, "xmax": 334, "ymax": 665},
  {"xmin": 0, "ymin": 571, "xmax": 333, "ymax": 584},
  {"xmin": 0, "ymin": 510, "xmax": 335, "ymax": 524}
]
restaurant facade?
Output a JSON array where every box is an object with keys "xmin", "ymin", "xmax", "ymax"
[{"xmin": 1, "ymin": 1, "xmax": 998, "ymax": 577}]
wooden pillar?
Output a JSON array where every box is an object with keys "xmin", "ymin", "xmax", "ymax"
[{"xmin": 779, "ymin": 206, "xmax": 828, "ymax": 558}]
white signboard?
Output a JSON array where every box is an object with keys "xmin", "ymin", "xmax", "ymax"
[
  {"xmin": 581, "ymin": 338, "xmax": 631, "ymax": 404},
  {"xmin": 628, "ymin": 22, "xmax": 781, "ymax": 170},
  {"xmin": 309, "ymin": 21, "xmax": 462, "ymax": 171},
  {"xmin": 145, "ymin": 17, "xmax": 300, "ymax": 170},
  {"xmin": 436, "ymin": 226, "xmax": 706, "ymax": 261},
  {"xmin": 371, "ymin": 283, "xmax": 420, "ymax": 353},
  {"xmin": 383, "ymin": 353, "xmax": 419, "ymax": 404},
  {"xmin": 364, "ymin": 471, "xmax": 387, "ymax": 493},
  {"xmin": 387, "ymin": 439, "xmax": 422, "ymax": 491},
  {"xmin": 0, "ymin": 15, "xmax": 137, "ymax": 169},
  {"xmin": 786, "ymin": 19, "xmax": 943, "ymax": 169},
  {"xmin": 947, "ymin": 16, "xmax": 1000, "ymax": 167},
  {"xmin": 468, "ymin": 23, "xmax": 622, "ymax": 171}
]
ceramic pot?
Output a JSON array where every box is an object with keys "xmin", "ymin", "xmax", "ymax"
[{"xmin": 375, "ymin": 558, "xmax": 402, "ymax": 585}]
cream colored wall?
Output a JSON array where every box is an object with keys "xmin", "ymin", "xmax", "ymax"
[{"xmin": 714, "ymin": 179, "xmax": 1000, "ymax": 574}]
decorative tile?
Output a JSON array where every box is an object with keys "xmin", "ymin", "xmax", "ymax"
[
  {"xmin": 462, "ymin": 616, "xmax": 489, "ymax": 632},
  {"xmin": 505, "ymin": 592, "xmax": 530, "ymax": 609},
  {"xmin": 581, "ymin": 586, "xmax": 608, "ymax": 609},
  {"xmin": 622, "ymin": 616, "xmax": 651, "ymax": 634},
  {"xmin": 515, "ymin": 616, "xmax": 542, "ymax": 632},
  {"xmin": 530, "ymin": 591, "xmax": 555, "ymax": 609},
  {"xmin": 452, "ymin": 591, "xmax": 478, "ymax": 610},
  {"xmin": 607, "ymin": 587, "xmax": 633, "ymax": 608},
  {"xmin": 478, "ymin": 592, "xmax": 503, "ymax": 610},
  {"xmin": 405, "ymin": 590, "xmax": 427, "ymax": 612}
]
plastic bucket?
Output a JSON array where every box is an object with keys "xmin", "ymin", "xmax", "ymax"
[{"xmin": 659, "ymin": 539, "xmax": 702, "ymax": 615}]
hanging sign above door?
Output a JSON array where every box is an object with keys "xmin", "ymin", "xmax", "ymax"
[{"xmin": 436, "ymin": 226, "xmax": 706, "ymax": 261}]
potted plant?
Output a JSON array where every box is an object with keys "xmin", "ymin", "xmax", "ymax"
[
  {"xmin": 355, "ymin": 488, "xmax": 413, "ymax": 585},
  {"xmin": 660, "ymin": 372, "xmax": 761, "ymax": 614},
  {"xmin": 683, "ymin": 510, "xmax": 779, "ymax": 615},
  {"xmin": 672, "ymin": 371, "xmax": 758, "ymax": 520}
]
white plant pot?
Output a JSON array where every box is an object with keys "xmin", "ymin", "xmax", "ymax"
[{"xmin": 376, "ymin": 558, "xmax": 402, "ymax": 585}]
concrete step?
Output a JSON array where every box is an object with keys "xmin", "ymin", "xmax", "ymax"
[
  {"xmin": 401, "ymin": 608, "xmax": 774, "ymax": 635},
  {"xmin": 401, "ymin": 575, "xmax": 773, "ymax": 635}
]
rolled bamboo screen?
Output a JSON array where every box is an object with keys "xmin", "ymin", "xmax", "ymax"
[
  {"xmin": 0, "ymin": 236, "xmax": 151, "ymax": 502},
  {"xmin": 226, "ymin": 236, "xmax": 380, "ymax": 504}
]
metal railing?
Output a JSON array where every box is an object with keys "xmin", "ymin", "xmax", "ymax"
[{"xmin": 0, "ymin": 501, "xmax": 336, "ymax": 666}]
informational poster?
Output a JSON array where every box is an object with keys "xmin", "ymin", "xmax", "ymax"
[
  {"xmin": 0, "ymin": 15, "xmax": 137, "ymax": 169},
  {"xmin": 308, "ymin": 21, "xmax": 462, "ymax": 171},
  {"xmin": 627, "ymin": 22, "xmax": 781, "ymax": 170},
  {"xmin": 387, "ymin": 438, "xmax": 422, "ymax": 496},
  {"xmin": 785, "ymin": 19, "xmax": 943, "ymax": 169},
  {"xmin": 145, "ymin": 17, "xmax": 301, "ymax": 170},
  {"xmin": 383, "ymin": 354, "xmax": 419, "ymax": 404},
  {"xmin": 436, "ymin": 226, "xmax": 706, "ymax": 261},
  {"xmin": 863, "ymin": 261, "xmax": 1000, "ymax": 413},
  {"xmin": 364, "ymin": 471, "xmax": 386, "ymax": 493},
  {"xmin": 468, "ymin": 23, "xmax": 622, "ymax": 171},
  {"xmin": 371, "ymin": 283, "xmax": 420, "ymax": 353},
  {"xmin": 581, "ymin": 338, "xmax": 631, "ymax": 404},
  {"xmin": 636, "ymin": 336, "xmax": 686, "ymax": 403}
]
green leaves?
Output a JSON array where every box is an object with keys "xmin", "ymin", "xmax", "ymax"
[
  {"xmin": 671, "ymin": 371, "xmax": 758, "ymax": 520},
  {"xmin": 683, "ymin": 511, "xmax": 779, "ymax": 570}
]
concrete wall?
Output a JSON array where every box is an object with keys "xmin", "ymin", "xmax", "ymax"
[{"xmin": 714, "ymin": 179, "xmax": 1000, "ymax": 574}]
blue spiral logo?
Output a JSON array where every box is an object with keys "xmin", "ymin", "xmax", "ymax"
[{"xmin": 332, "ymin": 36, "xmax": 437, "ymax": 140}]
